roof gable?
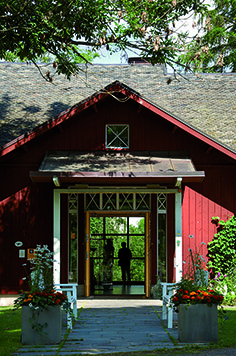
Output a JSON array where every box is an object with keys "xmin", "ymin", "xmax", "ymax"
[
  {"xmin": 1, "ymin": 63, "xmax": 236, "ymax": 150},
  {"xmin": 1, "ymin": 79, "xmax": 236, "ymax": 161}
]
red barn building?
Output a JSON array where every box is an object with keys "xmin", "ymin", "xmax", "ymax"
[{"xmin": 0, "ymin": 63, "xmax": 235, "ymax": 297}]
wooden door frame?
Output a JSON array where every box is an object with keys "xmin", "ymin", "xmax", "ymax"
[
  {"xmin": 84, "ymin": 211, "xmax": 151, "ymax": 297},
  {"xmin": 145, "ymin": 212, "xmax": 151, "ymax": 298},
  {"xmin": 85, "ymin": 212, "xmax": 90, "ymax": 297}
]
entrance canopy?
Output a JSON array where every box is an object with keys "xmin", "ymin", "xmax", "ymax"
[
  {"xmin": 45, "ymin": 150, "xmax": 204, "ymax": 287},
  {"xmin": 30, "ymin": 151, "xmax": 205, "ymax": 185}
]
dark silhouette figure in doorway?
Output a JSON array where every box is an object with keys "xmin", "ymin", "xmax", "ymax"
[{"xmin": 118, "ymin": 242, "xmax": 132, "ymax": 285}]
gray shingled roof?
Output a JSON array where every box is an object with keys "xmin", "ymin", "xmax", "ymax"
[{"xmin": 0, "ymin": 62, "xmax": 236, "ymax": 151}]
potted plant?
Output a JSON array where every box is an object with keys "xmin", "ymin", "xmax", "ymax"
[
  {"xmin": 14, "ymin": 245, "xmax": 72, "ymax": 345},
  {"xmin": 171, "ymin": 242, "xmax": 225, "ymax": 343},
  {"xmin": 171, "ymin": 277, "xmax": 224, "ymax": 343}
]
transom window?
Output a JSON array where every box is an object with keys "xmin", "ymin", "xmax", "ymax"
[
  {"xmin": 157, "ymin": 193, "xmax": 167, "ymax": 212},
  {"xmin": 85, "ymin": 193, "xmax": 150, "ymax": 211},
  {"xmin": 106, "ymin": 124, "xmax": 129, "ymax": 149}
]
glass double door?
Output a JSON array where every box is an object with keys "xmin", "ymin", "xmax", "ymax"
[{"xmin": 85, "ymin": 212, "xmax": 151, "ymax": 297}]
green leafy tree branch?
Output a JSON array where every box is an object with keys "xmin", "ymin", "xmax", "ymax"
[{"xmin": 1, "ymin": 0, "xmax": 223, "ymax": 79}]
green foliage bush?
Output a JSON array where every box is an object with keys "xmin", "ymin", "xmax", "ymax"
[
  {"xmin": 208, "ymin": 215, "xmax": 236, "ymax": 305},
  {"xmin": 208, "ymin": 215, "xmax": 236, "ymax": 276}
]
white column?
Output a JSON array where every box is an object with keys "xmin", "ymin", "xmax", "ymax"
[
  {"xmin": 175, "ymin": 191, "xmax": 182, "ymax": 282},
  {"xmin": 53, "ymin": 190, "xmax": 61, "ymax": 284}
]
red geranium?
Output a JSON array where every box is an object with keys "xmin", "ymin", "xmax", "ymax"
[
  {"xmin": 14, "ymin": 289, "xmax": 68, "ymax": 309},
  {"xmin": 171, "ymin": 277, "xmax": 224, "ymax": 312}
]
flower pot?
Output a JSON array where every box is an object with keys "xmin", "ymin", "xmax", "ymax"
[
  {"xmin": 178, "ymin": 304, "xmax": 218, "ymax": 343},
  {"xmin": 21, "ymin": 305, "xmax": 62, "ymax": 345}
]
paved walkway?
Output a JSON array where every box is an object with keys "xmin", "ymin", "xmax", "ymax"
[{"xmin": 15, "ymin": 298, "xmax": 180, "ymax": 355}]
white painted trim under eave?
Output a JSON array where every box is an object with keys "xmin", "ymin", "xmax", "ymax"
[
  {"xmin": 175, "ymin": 191, "xmax": 182, "ymax": 282},
  {"xmin": 53, "ymin": 190, "xmax": 61, "ymax": 284}
]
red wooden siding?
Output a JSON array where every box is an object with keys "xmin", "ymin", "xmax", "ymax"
[
  {"xmin": 0, "ymin": 94, "xmax": 236, "ymax": 293},
  {"xmin": 182, "ymin": 184, "xmax": 234, "ymax": 276},
  {"xmin": 0, "ymin": 183, "xmax": 53, "ymax": 293}
]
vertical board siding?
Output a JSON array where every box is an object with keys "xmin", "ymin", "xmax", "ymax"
[
  {"xmin": 201, "ymin": 188, "xmax": 209, "ymax": 238},
  {"xmin": 0, "ymin": 189, "xmax": 30, "ymax": 293},
  {"xmin": 182, "ymin": 183, "xmax": 234, "ymax": 277},
  {"xmin": 196, "ymin": 187, "xmax": 203, "ymax": 243},
  {"xmin": 0, "ymin": 183, "xmax": 53, "ymax": 293}
]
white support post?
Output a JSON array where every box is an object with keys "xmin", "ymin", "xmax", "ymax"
[
  {"xmin": 53, "ymin": 190, "xmax": 61, "ymax": 284},
  {"xmin": 175, "ymin": 190, "xmax": 182, "ymax": 282}
]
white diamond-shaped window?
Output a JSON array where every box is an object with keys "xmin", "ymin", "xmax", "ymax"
[{"xmin": 106, "ymin": 124, "xmax": 129, "ymax": 149}]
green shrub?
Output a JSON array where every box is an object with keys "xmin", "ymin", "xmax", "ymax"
[
  {"xmin": 208, "ymin": 215, "xmax": 236, "ymax": 276},
  {"xmin": 208, "ymin": 216, "xmax": 236, "ymax": 305}
]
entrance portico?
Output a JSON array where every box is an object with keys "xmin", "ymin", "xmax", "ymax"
[{"xmin": 30, "ymin": 151, "xmax": 204, "ymax": 297}]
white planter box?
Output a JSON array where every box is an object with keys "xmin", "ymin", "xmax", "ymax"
[{"xmin": 21, "ymin": 305, "xmax": 62, "ymax": 345}]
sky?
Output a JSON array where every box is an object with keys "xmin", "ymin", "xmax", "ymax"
[
  {"xmin": 92, "ymin": 0, "xmax": 215, "ymax": 66},
  {"xmin": 92, "ymin": 14, "xmax": 200, "ymax": 65},
  {"xmin": 93, "ymin": 48, "xmax": 136, "ymax": 65}
]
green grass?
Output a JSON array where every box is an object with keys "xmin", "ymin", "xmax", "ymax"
[
  {"xmin": 0, "ymin": 306, "xmax": 21, "ymax": 356},
  {"xmin": 218, "ymin": 307, "xmax": 236, "ymax": 347},
  {"xmin": 1, "ymin": 306, "xmax": 236, "ymax": 356}
]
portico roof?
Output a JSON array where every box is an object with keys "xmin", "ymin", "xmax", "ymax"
[{"xmin": 30, "ymin": 151, "xmax": 205, "ymax": 185}]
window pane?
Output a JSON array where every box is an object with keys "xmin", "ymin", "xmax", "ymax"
[
  {"xmin": 106, "ymin": 125, "xmax": 129, "ymax": 148},
  {"xmin": 129, "ymin": 236, "xmax": 145, "ymax": 258},
  {"xmin": 68, "ymin": 213, "xmax": 78, "ymax": 282},
  {"xmin": 158, "ymin": 213, "xmax": 167, "ymax": 282},
  {"xmin": 136, "ymin": 194, "xmax": 150, "ymax": 210},
  {"xmin": 86, "ymin": 194, "xmax": 100, "ymax": 210},
  {"xmin": 119, "ymin": 193, "xmax": 133, "ymax": 210},
  {"xmin": 103, "ymin": 194, "xmax": 116, "ymax": 210},
  {"xmin": 130, "ymin": 259, "xmax": 145, "ymax": 281},
  {"xmin": 105, "ymin": 217, "xmax": 127, "ymax": 234},
  {"xmin": 129, "ymin": 217, "xmax": 145, "ymax": 233},
  {"xmin": 90, "ymin": 216, "xmax": 104, "ymax": 234}
]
